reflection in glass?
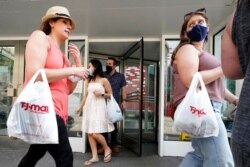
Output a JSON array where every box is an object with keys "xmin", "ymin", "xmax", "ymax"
[
  {"xmin": 124, "ymin": 59, "xmax": 141, "ymax": 134},
  {"xmin": 124, "ymin": 62, "xmax": 156, "ymax": 131},
  {"xmin": 67, "ymin": 40, "xmax": 85, "ymax": 137},
  {"xmin": 163, "ymin": 40, "xmax": 190, "ymax": 141},
  {"xmin": 0, "ymin": 46, "xmax": 14, "ymax": 134}
]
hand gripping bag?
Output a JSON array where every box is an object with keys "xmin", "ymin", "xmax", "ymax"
[
  {"xmin": 173, "ymin": 72, "xmax": 219, "ymax": 138},
  {"xmin": 7, "ymin": 69, "xmax": 58, "ymax": 144}
]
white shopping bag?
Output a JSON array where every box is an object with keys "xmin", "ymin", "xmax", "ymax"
[
  {"xmin": 173, "ymin": 72, "xmax": 219, "ymax": 138},
  {"xmin": 7, "ymin": 69, "xmax": 58, "ymax": 144},
  {"xmin": 107, "ymin": 95, "xmax": 123, "ymax": 123}
]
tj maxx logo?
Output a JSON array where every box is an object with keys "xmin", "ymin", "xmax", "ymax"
[
  {"xmin": 20, "ymin": 102, "xmax": 49, "ymax": 114},
  {"xmin": 190, "ymin": 106, "xmax": 206, "ymax": 117}
]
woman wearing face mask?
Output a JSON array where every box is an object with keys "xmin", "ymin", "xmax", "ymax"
[
  {"xmin": 172, "ymin": 8, "xmax": 236, "ymax": 167},
  {"xmin": 76, "ymin": 59, "xmax": 114, "ymax": 166}
]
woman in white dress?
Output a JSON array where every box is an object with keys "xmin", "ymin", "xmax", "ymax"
[{"xmin": 76, "ymin": 59, "xmax": 114, "ymax": 166}]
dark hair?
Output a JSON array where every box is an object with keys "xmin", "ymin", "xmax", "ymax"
[
  {"xmin": 108, "ymin": 57, "xmax": 118, "ymax": 66},
  {"xmin": 40, "ymin": 18, "xmax": 60, "ymax": 35},
  {"xmin": 88, "ymin": 59, "xmax": 104, "ymax": 81},
  {"xmin": 171, "ymin": 12, "xmax": 208, "ymax": 65}
]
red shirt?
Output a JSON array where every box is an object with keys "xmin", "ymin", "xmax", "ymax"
[
  {"xmin": 24, "ymin": 37, "xmax": 71, "ymax": 124},
  {"xmin": 45, "ymin": 37, "xmax": 71, "ymax": 124}
]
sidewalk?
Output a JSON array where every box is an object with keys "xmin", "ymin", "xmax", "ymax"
[{"xmin": 0, "ymin": 136, "xmax": 182, "ymax": 167}]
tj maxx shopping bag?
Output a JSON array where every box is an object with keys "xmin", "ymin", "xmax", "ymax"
[
  {"xmin": 7, "ymin": 69, "xmax": 58, "ymax": 144},
  {"xmin": 173, "ymin": 72, "xmax": 219, "ymax": 138}
]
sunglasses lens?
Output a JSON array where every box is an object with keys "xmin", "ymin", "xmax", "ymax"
[{"xmin": 197, "ymin": 8, "xmax": 206, "ymax": 13}]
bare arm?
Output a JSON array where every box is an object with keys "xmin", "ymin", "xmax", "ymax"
[
  {"xmin": 68, "ymin": 43, "xmax": 82, "ymax": 67},
  {"xmin": 75, "ymin": 95, "xmax": 86, "ymax": 114},
  {"xmin": 25, "ymin": 30, "xmax": 50, "ymax": 80},
  {"xmin": 102, "ymin": 78, "xmax": 113, "ymax": 99},
  {"xmin": 75, "ymin": 91, "xmax": 88, "ymax": 114},
  {"xmin": 120, "ymin": 86, "xmax": 127, "ymax": 109},
  {"xmin": 175, "ymin": 44, "xmax": 223, "ymax": 88},
  {"xmin": 224, "ymin": 89, "xmax": 238, "ymax": 105},
  {"xmin": 67, "ymin": 43, "xmax": 84, "ymax": 94},
  {"xmin": 121, "ymin": 86, "xmax": 127, "ymax": 101},
  {"xmin": 221, "ymin": 11, "xmax": 244, "ymax": 79},
  {"xmin": 75, "ymin": 81, "xmax": 89, "ymax": 114},
  {"xmin": 25, "ymin": 30, "xmax": 88, "ymax": 90}
]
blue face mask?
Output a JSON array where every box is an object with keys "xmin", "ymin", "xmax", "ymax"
[{"xmin": 187, "ymin": 24, "xmax": 208, "ymax": 42}]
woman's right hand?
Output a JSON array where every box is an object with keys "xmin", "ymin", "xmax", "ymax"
[
  {"xmin": 75, "ymin": 106, "xmax": 81, "ymax": 114},
  {"xmin": 68, "ymin": 43, "xmax": 81, "ymax": 67},
  {"xmin": 71, "ymin": 67, "xmax": 89, "ymax": 80}
]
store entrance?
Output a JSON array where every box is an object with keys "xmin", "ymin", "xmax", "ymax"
[{"xmin": 89, "ymin": 38, "xmax": 160, "ymax": 156}]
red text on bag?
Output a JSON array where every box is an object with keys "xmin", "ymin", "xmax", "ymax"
[
  {"xmin": 190, "ymin": 106, "xmax": 206, "ymax": 117},
  {"xmin": 20, "ymin": 102, "xmax": 49, "ymax": 114}
]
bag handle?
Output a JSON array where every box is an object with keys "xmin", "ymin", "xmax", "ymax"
[
  {"xmin": 188, "ymin": 72, "xmax": 206, "ymax": 94},
  {"xmin": 25, "ymin": 69, "xmax": 48, "ymax": 88},
  {"xmin": 196, "ymin": 72, "xmax": 207, "ymax": 91}
]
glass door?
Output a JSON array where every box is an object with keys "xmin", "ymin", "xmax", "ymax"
[
  {"xmin": 66, "ymin": 37, "xmax": 88, "ymax": 153},
  {"xmin": 122, "ymin": 38, "xmax": 144, "ymax": 156},
  {"xmin": 142, "ymin": 60, "xmax": 157, "ymax": 143},
  {"xmin": 0, "ymin": 40, "xmax": 25, "ymax": 136},
  {"xmin": 158, "ymin": 36, "xmax": 192, "ymax": 156}
]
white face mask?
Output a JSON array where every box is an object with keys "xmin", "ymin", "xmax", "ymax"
[{"xmin": 87, "ymin": 68, "xmax": 94, "ymax": 76}]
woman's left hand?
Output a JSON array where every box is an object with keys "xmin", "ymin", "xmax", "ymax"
[
  {"xmin": 68, "ymin": 43, "xmax": 81, "ymax": 67},
  {"xmin": 121, "ymin": 101, "xmax": 126, "ymax": 110},
  {"xmin": 93, "ymin": 91, "xmax": 102, "ymax": 97},
  {"xmin": 232, "ymin": 98, "xmax": 239, "ymax": 106},
  {"xmin": 75, "ymin": 106, "xmax": 81, "ymax": 114}
]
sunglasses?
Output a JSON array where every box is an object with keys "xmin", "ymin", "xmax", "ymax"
[{"xmin": 184, "ymin": 8, "xmax": 206, "ymax": 21}]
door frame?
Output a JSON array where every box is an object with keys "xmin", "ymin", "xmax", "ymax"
[
  {"xmin": 65, "ymin": 36, "xmax": 89, "ymax": 153},
  {"xmin": 0, "ymin": 40, "xmax": 26, "ymax": 135},
  {"xmin": 158, "ymin": 35, "xmax": 192, "ymax": 157},
  {"xmin": 0, "ymin": 40, "xmax": 26, "ymax": 94}
]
